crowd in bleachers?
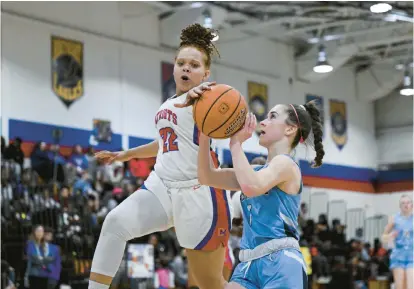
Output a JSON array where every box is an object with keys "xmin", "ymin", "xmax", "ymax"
[{"xmin": 1, "ymin": 137, "xmax": 393, "ymax": 289}]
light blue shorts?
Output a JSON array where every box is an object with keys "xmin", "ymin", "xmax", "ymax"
[
  {"xmin": 230, "ymin": 248, "xmax": 307, "ymax": 289},
  {"xmin": 390, "ymin": 248, "xmax": 413, "ymax": 269}
]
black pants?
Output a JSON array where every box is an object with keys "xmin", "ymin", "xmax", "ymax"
[{"xmin": 29, "ymin": 276, "xmax": 48, "ymax": 289}]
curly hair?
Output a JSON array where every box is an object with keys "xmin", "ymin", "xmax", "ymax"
[{"xmin": 178, "ymin": 23, "xmax": 219, "ymax": 68}]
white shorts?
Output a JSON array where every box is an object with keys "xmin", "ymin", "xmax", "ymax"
[{"xmin": 143, "ymin": 170, "xmax": 232, "ymax": 250}]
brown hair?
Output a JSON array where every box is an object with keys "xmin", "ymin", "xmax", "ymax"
[
  {"xmin": 29, "ymin": 225, "xmax": 46, "ymax": 248},
  {"xmin": 178, "ymin": 23, "xmax": 219, "ymax": 68},
  {"xmin": 285, "ymin": 101, "xmax": 325, "ymax": 168}
]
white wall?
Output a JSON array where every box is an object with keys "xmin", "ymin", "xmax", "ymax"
[{"xmin": 375, "ymin": 90, "xmax": 413, "ymax": 164}]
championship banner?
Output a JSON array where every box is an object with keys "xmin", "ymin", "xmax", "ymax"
[
  {"xmin": 330, "ymin": 99, "xmax": 347, "ymax": 150},
  {"xmin": 161, "ymin": 62, "xmax": 176, "ymax": 103},
  {"xmin": 248, "ymin": 81, "xmax": 268, "ymax": 135},
  {"xmin": 51, "ymin": 36, "xmax": 84, "ymax": 108},
  {"xmin": 89, "ymin": 119, "xmax": 112, "ymax": 146},
  {"xmin": 127, "ymin": 244, "xmax": 154, "ymax": 279},
  {"xmin": 306, "ymin": 94, "xmax": 325, "ymax": 137}
]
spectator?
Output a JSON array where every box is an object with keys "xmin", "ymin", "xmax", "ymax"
[
  {"xmin": 1, "ymin": 260, "xmax": 16, "ymax": 289},
  {"xmin": 73, "ymin": 171, "xmax": 92, "ymax": 196},
  {"xmin": 300, "ymin": 239, "xmax": 313, "ymax": 289},
  {"xmin": 44, "ymin": 227, "xmax": 61, "ymax": 289},
  {"xmin": 85, "ymin": 146, "xmax": 97, "ymax": 179},
  {"xmin": 1, "ymin": 136, "xmax": 6, "ymax": 157},
  {"xmin": 331, "ymin": 219, "xmax": 346, "ymax": 247},
  {"xmin": 298, "ymin": 203, "xmax": 308, "ymax": 229},
  {"xmin": 25, "ymin": 225, "xmax": 55, "ymax": 289},
  {"xmin": 170, "ymin": 249, "xmax": 188, "ymax": 289},
  {"xmin": 30, "ymin": 142, "xmax": 55, "ymax": 182},
  {"xmin": 4, "ymin": 137, "xmax": 24, "ymax": 170},
  {"xmin": 68, "ymin": 145, "xmax": 88, "ymax": 173},
  {"xmin": 153, "ymin": 258, "xmax": 175, "ymax": 289},
  {"xmin": 361, "ymin": 243, "xmax": 371, "ymax": 262},
  {"xmin": 316, "ymin": 214, "xmax": 330, "ymax": 242},
  {"xmin": 311, "ymin": 245, "xmax": 331, "ymax": 283},
  {"xmin": 107, "ymin": 187, "xmax": 127, "ymax": 212},
  {"xmin": 148, "ymin": 234, "xmax": 169, "ymax": 264}
]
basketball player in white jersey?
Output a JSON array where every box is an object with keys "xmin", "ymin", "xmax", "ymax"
[{"xmin": 88, "ymin": 23, "xmax": 231, "ymax": 289}]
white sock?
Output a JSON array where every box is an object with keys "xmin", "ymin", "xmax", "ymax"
[{"xmin": 88, "ymin": 280, "xmax": 110, "ymax": 289}]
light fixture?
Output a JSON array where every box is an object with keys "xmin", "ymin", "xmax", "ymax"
[
  {"xmin": 212, "ymin": 30, "xmax": 219, "ymax": 42},
  {"xmin": 313, "ymin": 45, "xmax": 333, "ymax": 74},
  {"xmin": 203, "ymin": 9, "xmax": 213, "ymax": 29},
  {"xmin": 400, "ymin": 69, "xmax": 414, "ymax": 96},
  {"xmin": 202, "ymin": 9, "xmax": 219, "ymax": 42},
  {"xmin": 370, "ymin": 3, "xmax": 392, "ymax": 13},
  {"xmin": 191, "ymin": 2, "xmax": 203, "ymax": 8},
  {"xmin": 395, "ymin": 63, "xmax": 405, "ymax": 70}
]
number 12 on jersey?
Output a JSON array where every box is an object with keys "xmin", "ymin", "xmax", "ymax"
[{"xmin": 159, "ymin": 127, "xmax": 178, "ymax": 153}]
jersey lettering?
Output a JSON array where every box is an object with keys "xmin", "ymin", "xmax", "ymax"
[
  {"xmin": 159, "ymin": 127, "xmax": 178, "ymax": 153},
  {"xmin": 155, "ymin": 109, "xmax": 178, "ymax": 125}
]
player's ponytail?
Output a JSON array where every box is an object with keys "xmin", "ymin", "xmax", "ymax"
[{"xmin": 303, "ymin": 101, "xmax": 325, "ymax": 168}]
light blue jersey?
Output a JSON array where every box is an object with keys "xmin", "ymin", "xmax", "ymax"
[
  {"xmin": 390, "ymin": 212, "xmax": 413, "ymax": 269},
  {"xmin": 231, "ymin": 158, "xmax": 307, "ymax": 289},
  {"xmin": 239, "ymin": 164, "xmax": 301, "ymax": 250}
]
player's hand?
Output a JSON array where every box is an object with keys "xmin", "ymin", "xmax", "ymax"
[
  {"xmin": 230, "ymin": 113, "xmax": 256, "ymax": 145},
  {"xmin": 94, "ymin": 150, "xmax": 127, "ymax": 164},
  {"xmin": 390, "ymin": 230, "xmax": 399, "ymax": 239},
  {"xmin": 174, "ymin": 81, "xmax": 216, "ymax": 108}
]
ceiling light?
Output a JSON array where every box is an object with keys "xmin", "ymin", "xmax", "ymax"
[
  {"xmin": 212, "ymin": 31, "xmax": 219, "ymax": 42},
  {"xmin": 400, "ymin": 71, "xmax": 414, "ymax": 96},
  {"xmin": 191, "ymin": 2, "xmax": 203, "ymax": 8},
  {"xmin": 203, "ymin": 9, "xmax": 213, "ymax": 29},
  {"xmin": 313, "ymin": 45, "xmax": 333, "ymax": 74},
  {"xmin": 395, "ymin": 63, "xmax": 404, "ymax": 70},
  {"xmin": 370, "ymin": 3, "xmax": 392, "ymax": 13}
]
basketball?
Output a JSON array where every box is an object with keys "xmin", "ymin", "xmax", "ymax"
[{"xmin": 193, "ymin": 84, "xmax": 248, "ymax": 139}]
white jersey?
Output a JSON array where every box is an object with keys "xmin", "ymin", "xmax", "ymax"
[
  {"xmin": 153, "ymin": 93, "xmax": 215, "ymax": 181},
  {"xmin": 231, "ymin": 191, "xmax": 243, "ymax": 219}
]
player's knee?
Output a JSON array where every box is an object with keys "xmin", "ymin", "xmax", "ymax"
[{"xmin": 102, "ymin": 208, "xmax": 131, "ymax": 240}]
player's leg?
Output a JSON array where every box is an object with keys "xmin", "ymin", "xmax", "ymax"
[
  {"xmin": 89, "ymin": 186, "xmax": 172, "ymax": 288},
  {"xmin": 172, "ymin": 185, "xmax": 232, "ymax": 289},
  {"xmin": 228, "ymin": 260, "xmax": 258, "ymax": 289},
  {"xmin": 223, "ymin": 264, "xmax": 233, "ymax": 282},
  {"xmin": 391, "ymin": 250, "xmax": 407, "ymax": 289},
  {"xmin": 187, "ymin": 244, "xmax": 233, "ymax": 288},
  {"xmin": 393, "ymin": 268, "xmax": 406, "ymax": 289},
  {"xmin": 187, "ymin": 246, "xmax": 227, "ymax": 289},
  {"xmin": 188, "ymin": 267, "xmax": 198, "ymax": 289},
  {"xmin": 406, "ymin": 268, "xmax": 413, "ymax": 289}
]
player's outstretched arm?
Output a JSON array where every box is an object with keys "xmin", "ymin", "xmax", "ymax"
[
  {"xmin": 95, "ymin": 140, "xmax": 159, "ymax": 164},
  {"xmin": 197, "ymin": 133, "xmax": 241, "ymax": 191}
]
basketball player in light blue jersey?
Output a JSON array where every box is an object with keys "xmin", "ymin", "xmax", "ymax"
[
  {"xmin": 198, "ymin": 101, "xmax": 325, "ymax": 289},
  {"xmin": 382, "ymin": 195, "xmax": 413, "ymax": 289}
]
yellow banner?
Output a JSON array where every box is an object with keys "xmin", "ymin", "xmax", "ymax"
[
  {"xmin": 330, "ymin": 99, "xmax": 347, "ymax": 150},
  {"xmin": 248, "ymin": 81, "xmax": 268, "ymax": 134},
  {"xmin": 51, "ymin": 36, "xmax": 84, "ymax": 107}
]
